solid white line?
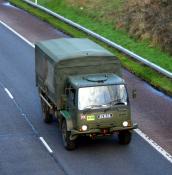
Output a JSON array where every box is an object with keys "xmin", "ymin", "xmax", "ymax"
[
  {"xmin": 135, "ymin": 129, "xmax": 172, "ymax": 163},
  {"xmin": 1, "ymin": 19, "xmax": 172, "ymax": 164},
  {"xmin": 4, "ymin": 88, "xmax": 14, "ymax": 99},
  {"xmin": 39, "ymin": 137, "xmax": 53, "ymax": 154},
  {"xmin": 0, "ymin": 20, "xmax": 35, "ymax": 48}
]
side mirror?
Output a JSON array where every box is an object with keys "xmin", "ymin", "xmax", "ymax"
[{"xmin": 132, "ymin": 89, "xmax": 137, "ymax": 99}]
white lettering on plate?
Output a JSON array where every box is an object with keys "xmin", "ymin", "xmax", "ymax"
[{"xmin": 97, "ymin": 114, "xmax": 112, "ymax": 119}]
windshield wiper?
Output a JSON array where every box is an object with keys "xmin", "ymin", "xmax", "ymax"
[
  {"xmin": 82, "ymin": 104, "xmax": 108, "ymax": 113},
  {"xmin": 84, "ymin": 104, "xmax": 106, "ymax": 109},
  {"xmin": 106, "ymin": 99, "xmax": 126, "ymax": 106},
  {"xmin": 82, "ymin": 105, "xmax": 98, "ymax": 113}
]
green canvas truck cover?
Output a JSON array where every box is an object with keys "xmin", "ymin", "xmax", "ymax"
[{"xmin": 35, "ymin": 38, "xmax": 121, "ymax": 109}]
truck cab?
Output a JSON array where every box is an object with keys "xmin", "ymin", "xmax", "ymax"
[{"xmin": 60, "ymin": 73, "xmax": 137, "ymax": 149}]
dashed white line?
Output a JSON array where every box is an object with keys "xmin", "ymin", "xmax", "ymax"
[
  {"xmin": 135, "ymin": 129, "xmax": 172, "ymax": 163},
  {"xmin": 39, "ymin": 137, "xmax": 53, "ymax": 154},
  {"xmin": 4, "ymin": 88, "xmax": 14, "ymax": 100},
  {"xmin": 1, "ymin": 19, "xmax": 172, "ymax": 164},
  {"xmin": 0, "ymin": 20, "xmax": 35, "ymax": 48}
]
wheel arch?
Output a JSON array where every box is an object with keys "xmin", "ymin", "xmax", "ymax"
[{"xmin": 60, "ymin": 110, "xmax": 74, "ymax": 131}]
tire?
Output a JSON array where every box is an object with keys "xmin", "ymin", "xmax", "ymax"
[
  {"xmin": 41, "ymin": 98, "xmax": 53, "ymax": 124},
  {"xmin": 61, "ymin": 120, "xmax": 76, "ymax": 150},
  {"xmin": 118, "ymin": 130, "xmax": 132, "ymax": 145}
]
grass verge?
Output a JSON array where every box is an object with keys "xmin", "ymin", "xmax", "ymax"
[
  {"xmin": 37, "ymin": 0, "xmax": 172, "ymax": 73},
  {"xmin": 10, "ymin": 0, "xmax": 172, "ymax": 96}
]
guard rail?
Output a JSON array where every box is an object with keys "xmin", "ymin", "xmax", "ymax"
[{"xmin": 24, "ymin": 0, "xmax": 172, "ymax": 79}]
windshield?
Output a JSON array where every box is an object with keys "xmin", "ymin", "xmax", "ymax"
[{"xmin": 78, "ymin": 85, "xmax": 127, "ymax": 110}]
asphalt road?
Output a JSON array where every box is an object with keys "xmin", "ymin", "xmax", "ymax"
[
  {"xmin": 0, "ymin": 13, "xmax": 172, "ymax": 175},
  {"xmin": 0, "ymin": 0, "xmax": 172, "ymax": 155},
  {"xmin": 0, "ymin": 1, "xmax": 172, "ymax": 174}
]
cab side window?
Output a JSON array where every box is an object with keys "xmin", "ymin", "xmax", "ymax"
[{"xmin": 68, "ymin": 87, "xmax": 76, "ymax": 106}]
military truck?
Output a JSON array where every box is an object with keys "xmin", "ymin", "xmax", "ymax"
[{"xmin": 35, "ymin": 38, "xmax": 137, "ymax": 150}]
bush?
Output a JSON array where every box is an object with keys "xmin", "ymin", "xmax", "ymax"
[{"xmin": 118, "ymin": 0, "xmax": 172, "ymax": 55}]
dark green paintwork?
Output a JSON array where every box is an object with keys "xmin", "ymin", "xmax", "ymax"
[
  {"xmin": 35, "ymin": 38, "xmax": 121, "ymax": 109},
  {"xmin": 68, "ymin": 73, "xmax": 125, "ymax": 88},
  {"xmin": 35, "ymin": 38, "xmax": 136, "ymax": 139},
  {"xmin": 36, "ymin": 38, "xmax": 114, "ymax": 63}
]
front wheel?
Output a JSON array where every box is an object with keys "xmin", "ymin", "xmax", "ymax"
[
  {"xmin": 118, "ymin": 130, "xmax": 132, "ymax": 145},
  {"xmin": 61, "ymin": 120, "xmax": 76, "ymax": 150}
]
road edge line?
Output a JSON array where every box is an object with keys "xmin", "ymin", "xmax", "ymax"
[
  {"xmin": 0, "ymin": 20, "xmax": 34, "ymax": 48},
  {"xmin": 135, "ymin": 129, "xmax": 172, "ymax": 163}
]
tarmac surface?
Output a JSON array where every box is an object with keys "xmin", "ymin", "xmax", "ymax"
[{"xmin": 0, "ymin": 0, "xmax": 172, "ymax": 174}]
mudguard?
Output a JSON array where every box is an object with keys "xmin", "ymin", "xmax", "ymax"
[{"xmin": 60, "ymin": 110, "xmax": 74, "ymax": 131}]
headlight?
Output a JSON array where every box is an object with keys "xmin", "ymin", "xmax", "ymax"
[
  {"xmin": 81, "ymin": 125, "xmax": 88, "ymax": 131},
  {"xmin": 123, "ymin": 121, "xmax": 128, "ymax": 127}
]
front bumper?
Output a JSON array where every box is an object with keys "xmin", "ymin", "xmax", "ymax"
[{"xmin": 70, "ymin": 123, "xmax": 138, "ymax": 139}]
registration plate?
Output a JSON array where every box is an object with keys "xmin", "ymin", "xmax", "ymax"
[{"xmin": 97, "ymin": 113, "xmax": 112, "ymax": 119}]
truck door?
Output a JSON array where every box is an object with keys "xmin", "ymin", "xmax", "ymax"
[{"xmin": 66, "ymin": 87, "xmax": 77, "ymax": 124}]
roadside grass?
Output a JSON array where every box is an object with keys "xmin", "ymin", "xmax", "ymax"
[
  {"xmin": 38, "ymin": 0, "xmax": 172, "ymax": 73},
  {"xmin": 10, "ymin": 0, "xmax": 172, "ymax": 96}
]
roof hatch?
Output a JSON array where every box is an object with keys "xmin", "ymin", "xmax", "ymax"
[{"xmin": 84, "ymin": 74, "xmax": 108, "ymax": 83}]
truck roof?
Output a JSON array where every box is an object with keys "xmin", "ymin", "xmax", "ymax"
[
  {"xmin": 35, "ymin": 38, "xmax": 122, "ymax": 107},
  {"xmin": 35, "ymin": 38, "xmax": 114, "ymax": 62},
  {"xmin": 68, "ymin": 73, "xmax": 125, "ymax": 88}
]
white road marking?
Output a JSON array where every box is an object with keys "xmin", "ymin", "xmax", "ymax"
[
  {"xmin": 3, "ymin": 2, "xmax": 18, "ymax": 9},
  {"xmin": 1, "ymin": 20, "xmax": 172, "ymax": 163},
  {"xmin": 0, "ymin": 20, "xmax": 35, "ymax": 48},
  {"xmin": 135, "ymin": 129, "xmax": 172, "ymax": 163},
  {"xmin": 39, "ymin": 137, "xmax": 53, "ymax": 154},
  {"xmin": 4, "ymin": 88, "xmax": 14, "ymax": 99}
]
